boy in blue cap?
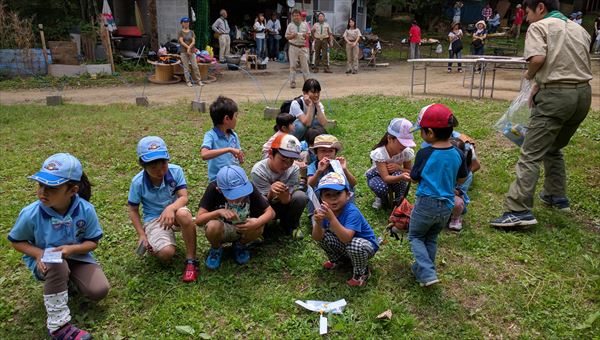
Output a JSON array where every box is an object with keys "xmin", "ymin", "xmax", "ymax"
[
  {"xmin": 312, "ymin": 172, "xmax": 379, "ymax": 287},
  {"xmin": 9, "ymin": 153, "xmax": 109, "ymax": 340},
  {"xmin": 201, "ymin": 96, "xmax": 244, "ymax": 182},
  {"xmin": 128, "ymin": 136, "xmax": 199, "ymax": 282},
  {"xmin": 409, "ymin": 104, "xmax": 468, "ymax": 287},
  {"xmin": 195, "ymin": 165, "xmax": 275, "ymax": 269}
]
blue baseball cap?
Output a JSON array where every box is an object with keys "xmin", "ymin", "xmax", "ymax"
[
  {"xmin": 180, "ymin": 17, "xmax": 190, "ymax": 23},
  {"xmin": 316, "ymin": 172, "xmax": 349, "ymax": 193},
  {"xmin": 216, "ymin": 165, "xmax": 253, "ymax": 200},
  {"xmin": 137, "ymin": 136, "xmax": 170, "ymax": 162},
  {"xmin": 29, "ymin": 153, "xmax": 83, "ymax": 186}
]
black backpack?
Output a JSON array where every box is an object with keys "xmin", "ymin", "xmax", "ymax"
[{"xmin": 280, "ymin": 96, "xmax": 304, "ymax": 114}]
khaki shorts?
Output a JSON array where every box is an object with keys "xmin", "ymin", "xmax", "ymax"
[
  {"xmin": 204, "ymin": 221, "xmax": 242, "ymax": 243},
  {"xmin": 144, "ymin": 207, "xmax": 191, "ymax": 251}
]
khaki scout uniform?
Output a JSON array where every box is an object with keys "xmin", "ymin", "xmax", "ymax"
[
  {"xmin": 312, "ymin": 22, "xmax": 332, "ymax": 71},
  {"xmin": 343, "ymin": 28, "xmax": 362, "ymax": 72},
  {"xmin": 505, "ymin": 15, "xmax": 592, "ymax": 212},
  {"xmin": 285, "ymin": 21, "xmax": 310, "ymax": 87}
]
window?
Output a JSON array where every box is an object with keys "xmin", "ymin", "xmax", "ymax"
[{"xmin": 315, "ymin": 0, "xmax": 334, "ymax": 12}]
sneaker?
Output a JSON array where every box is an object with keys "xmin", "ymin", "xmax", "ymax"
[
  {"xmin": 448, "ymin": 217, "xmax": 463, "ymax": 231},
  {"xmin": 447, "ymin": 69, "xmax": 452, "ymax": 73},
  {"xmin": 419, "ymin": 278, "xmax": 440, "ymax": 287},
  {"xmin": 323, "ymin": 259, "xmax": 349, "ymax": 270},
  {"xmin": 490, "ymin": 211, "xmax": 538, "ymax": 228},
  {"xmin": 345, "ymin": 70, "xmax": 352, "ymax": 74},
  {"xmin": 351, "ymin": 70, "xmax": 357, "ymax": 74},
  {"xmin": 187, "ymin": 82, "xmax": 193, "ymax": 87},
  {"xmin": 324, "ymin": 69, "xmax": 333, "ymax": 73},
  {"xmin": 205, "ymin": 247, "xmax": 223, "ymax": 269},
  {"xmin": 347, "ymin": 268, "xmax": 371, "ymax": 287},
  {"xmin": 182, "ymin": 259, "xmax": 199, "ymax": 282},
  {"xmin": 458, "ymin": 69, "xmax": 463, "ymax": 73},
  {"xmin": 50, "ymin": 323, "xmax": 91, "ymax": 340},
  {"xmin": 233, "ymin": 242, "xmax": 251, "ymax": 265},
  {"xmin": 292, "ymin": 228, "xmax": 304, "ymax": 240},
  {"xmin": 539, "ymin": 193, "xmax": 571, "ymax": 212},
  {"xmin": 290, "ymin": 81, "xmax": 296, "ymax": 89},
  {"xmin": 313, "ymin": 68, "xmax": 319, "ymax": 73},
  {"xmin": 372, "ymin": 197, "xmax": 382, "ymax": 209}
]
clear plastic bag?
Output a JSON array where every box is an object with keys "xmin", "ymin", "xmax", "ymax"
[{"xmin": 494, "ymin": 80, "xmax": 533, "ymax": 146}]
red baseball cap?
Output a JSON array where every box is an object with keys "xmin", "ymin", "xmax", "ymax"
[{"xmin": 411, "ymin": 104, "xmax": 457, "ymax": 132}]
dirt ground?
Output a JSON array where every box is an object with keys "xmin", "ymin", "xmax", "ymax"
[{"xmin": 1, "ymin": 60, "xmax": 599, "ymax": 109}]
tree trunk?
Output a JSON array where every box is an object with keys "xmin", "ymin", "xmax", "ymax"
[{"xmin": 148, "ymin": 0, "xmax": 159, "ymax": 51}]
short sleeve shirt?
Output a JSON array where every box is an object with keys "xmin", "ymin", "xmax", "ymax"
[
  {"xmin": 343, "ymin": 28, "xmax": 362, "ymax": 42},
  {"xmin": 312, "ymin": 22, "xmax": 331, "ymax": 39},
  {"xmin": 8, "ymin": 195, "xmax": 103, "ymax": 275},
  {"xmin": 368, "ymin": 146, "xmax": 415, "ymax": 171},
  {"xmin": 409, "ymin": 25, "xmax": 421, "ymax": 43},
  {"xmin": 322, "ymin": 202, "xmax": 379, "ymax": 251},
  {"xmin": 286, "ymin": 21, "xmax": 310, "ymax": 46},
  {"xmin": 198, "ymin": 182, "xmax": 270, "ymax": 224},
  {"xmin": 178, "ymin": 30, "xmax": 195, "ymax": 46},
  {"xmin": 202, "ymin": 128, "xmax": 242, "ymax": 182},
  {"xmin": 289, "ymin": 98, "xmax": 325, "ymax": 124},
  {"xmin": 250, "ymin": 158, "xmax": 300, "ymax": 199},
  {"xmin": 524, "ymin": 17, "xmax": 592, "ymax": 84},
  {"xmin": 128, "ymin": 164, "xmax": 187, "ymax": 222},
  {"xmin": 410, "ymin": 146, "xmax": 468, "ymax": 209}
]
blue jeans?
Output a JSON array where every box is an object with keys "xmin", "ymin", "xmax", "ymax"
[
  {"xmin": 256, "ymin": 38, "xmax": 266, "ymax": 59},
  {"xmin": 267, "ymin": 35, "xmax": 280, "ymax": 59},
  {"xmin": 408, "ymin": 196, "xmax": 452, "ymax": 283},
  {"xmin": 447, "ymin": 50, "xmax": 462, "ymax": 70}
]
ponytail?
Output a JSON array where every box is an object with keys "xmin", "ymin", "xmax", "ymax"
[
  {"xmin": 69, "ymin": 171, "xmax": 92, "ymax": 201},
  {"xmin": 372, "ymin": 132, "xmax": 391, "ymax": 150}
]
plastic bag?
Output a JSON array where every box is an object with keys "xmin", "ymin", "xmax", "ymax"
[
  {"xmin": 435, "ymin": 43, "xmax": 443, "ymax": 54},
  {"xmin": 494, "ymin": 80, "xmax": 533, "ymax": 146}
]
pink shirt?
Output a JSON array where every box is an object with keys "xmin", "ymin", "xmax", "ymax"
[
  {"xmin": 515, "ymin": 8, "xmax": 525, "ymax": 25},
  {"xmin": 409, "ymin": 25, "xmax": 421, "ymax": 43}
]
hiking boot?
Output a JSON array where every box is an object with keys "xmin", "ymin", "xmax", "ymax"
[
  {"xmin": 419, "ymin": 278, "xmax": 440, "ymax": 287},
  {"xmin": 182, "ymin": 258, "xmax": 199, "ymax": 282},
  {"xmin": 372, "ymin": 197, "xmax": 382, "ymax": 209},
  {"xmin": 490, "ymin": 211, "xmax": 538, "ymax": 228},
  {"xmin": 448, "ymin": 216, "xmax": 463, "ymax": 231},
  {"xmin": 205, "ymin": 247, "xmax": 223, "ymax": 269},
  {"xmin": 233, "ymin": 242, "xmax": 251, "ymax": 265},
  {"xmin": 345, "ymin": 70, "xmax": 352, "ymax": 74},
  {"xmin": 50, "ymin": 323, "xmax": 91, "ymax": 340},
  {"xmin": 539, "ymin": 193, "xmax": 571, "ymax": 212},
  {"xmin": 347, "ymin": 268, "xmax": 371, "ymax": 287}
]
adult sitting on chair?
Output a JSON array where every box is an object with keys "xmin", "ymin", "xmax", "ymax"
[{"xmin": 178, "ymin": 17, "xmax": 203, "ymax": 87}]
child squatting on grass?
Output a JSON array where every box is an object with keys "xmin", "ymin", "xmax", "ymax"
[
  {"xmin": 195, "ymin": 165, "xmax": 275, "ymax": 269},
  {"xmin": 366, "ymin": 118, "xmax": 416, "ymax": 209},
  {"xmin": 8, "ymin": 153, "xmax": 110, "ymax": 340},
  {"xmin": 409, "ymin": 104, "xmax": 468, "ymax": 287},
  {"xmin": 201, "ymin": 96, "xmax": 245, "ymax": 182},
  {"xmin": 128, "ymin": 136, "xmax": 199, "ymax": 282},
  {"xmin": 312, "ymin": 172, "xmax": 379, "ymax": 287}
]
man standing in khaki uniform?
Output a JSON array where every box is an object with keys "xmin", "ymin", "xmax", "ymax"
[
  {"xmin": 311, "ymin": 12, "xmax": 333, "ymax": 73},
  {"xmin": 212, "ymin": 9, "xmax": 231, "ymax": 63},
  {"xmin": 491, "ymin": 0, "xmax": 592, "ymax": 228},
  {"xmin": 285, "ymin": 9, "xmax": 311, "ymax": 88}
]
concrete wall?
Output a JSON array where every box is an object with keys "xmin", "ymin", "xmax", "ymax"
[{"xmin": 156, "ymin": 0, "xmax": 188, "ymax": 43}]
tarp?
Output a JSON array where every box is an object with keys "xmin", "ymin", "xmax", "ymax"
[{"xmin": 102, "ymin": 0, "xmax": 117, "ymax": 32}]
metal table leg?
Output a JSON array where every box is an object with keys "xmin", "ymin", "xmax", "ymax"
[
  {"xmin": 410, "ymin": 62, "xmax": 415, "ymax": 96},
  {"xmin": 423, "ymin": 64, "xmax": 427, "ymax": 94}
]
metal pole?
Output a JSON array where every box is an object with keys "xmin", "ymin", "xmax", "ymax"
[{"xmin": 410, "ymin": 62, "xmax": 414, "ymax": 96}]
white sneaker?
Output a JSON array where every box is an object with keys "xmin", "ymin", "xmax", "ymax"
[
  {"xmin": 187, "ymin": 82, "xmax": 193, "ymax": 87},
  {"xmin": 448, "ymin": 217, "xmax": 463, "ymax": 231},
  {"xmin": 420, "ymin": 278, "xmax": 440, "ymax": 287},
  {"xmin": 372, "ymin": 197, "xmax": 382, "ymax": 209}
]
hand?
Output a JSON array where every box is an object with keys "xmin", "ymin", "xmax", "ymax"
[
  {"xmin": 158, "ymin": 206, "xmax": 175, "ymax": 229},
  {"xmin": 313, "ymin": 209, "xmax": 326, "ymax": 226},
  {"xmin": 319, "ymin": 202, "xmax": 336, "ymax": 220},
  {"xmin": 398, "ymin": 172, "xmax": 411, "ymax": 182},
  {"xmin": 270, "ymin": 181, "xmax": 289, "ymax": 196},
  {"xmin": 53, "ymin": 245, "xmax": 77, "ymax": 258},
  {"xmin": 528, "ymin": 83, "xmax": 540, "ymax": 108},
  {"xmin": 291, "ymin": 33, "xmax": 298, "ymax": 39},
  {"xmin": 139, "ymin": 235, "xmax": 154, "ymax": 253},
  {"xmin": 336, "ymin": 157, "xmax": 347, "ymax": 170},
  {"xmin": 386, "ymin": 163, "xmax": 401, "ymax": 173},
  {"xmin": 35, "ymin": 256, "xmax": 47, "ymax": 275},
  {"xmin": 218, "ymin": 209, "xmax": 239, "ymax": 221},
  {"xmin": 317, "ymin": 157, "xmax": 330, "ymax": 172},
  {"xmin": 230, "ymin": 148, "xmax": 245, "ymax": 163},
  {"xmin": 235, "ymin": 217, "xmax": 259, "ymax": 231},
  {"xmin": 303, "ymin": 93, "xmax": 313, "ymax": 105},
  {"xmin": 187, "ymin": 47, "xmax": 192, "ymax": 54}
]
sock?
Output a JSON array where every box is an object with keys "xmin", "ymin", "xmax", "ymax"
[{"xmin": 44, "ymin": 291, "xmax": 71, "ymax": 333}]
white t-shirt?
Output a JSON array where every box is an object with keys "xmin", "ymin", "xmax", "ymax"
[
  {"xmin": 448, "ymin": 29, "xmax": 463, "ymax": 51},
  {"xmin": 254, "ymin": 22, "xmax": 266, "ymax": 39},
  {"xmin": 368, "ymin": 146, "xmax": 415, "ymax": 171},
  {"xmin": 289, "ymin": 98, "xmax": 325, "ymax": 119}
]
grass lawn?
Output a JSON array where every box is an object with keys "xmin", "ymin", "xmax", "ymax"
[{"xmin": 0, "ymin": 96, "xmax": 599, "ymax": 338}]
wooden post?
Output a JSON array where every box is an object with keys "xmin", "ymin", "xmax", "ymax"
[
  {"xmin": 148, "ymin": 0, "xmax": 159, "ymax": 51},
  {"xmin": 103, "ymin": 24, "xmax": 115, "ymax": 73},
  {"xmin": 38, "ymin": 24, "xmax": 49, "ymax": 65}
]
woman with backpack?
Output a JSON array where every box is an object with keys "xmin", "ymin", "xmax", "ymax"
[
  {"xmin": 281, "ymin": 78, "xmax": 329, "ymax": 144},
  {"xmin": 447, "ymin": 22, "xmax": 464, "ymax": 73}
]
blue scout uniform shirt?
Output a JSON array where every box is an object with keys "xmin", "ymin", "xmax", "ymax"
[
  {"xmin": 323, "ymin": 202, "xmax": 379, "ymax": 252},
  {"xmin": 202, "ymin": 127, "xmax": 241, "ymax": 182},
  {"xmin": 410, "ymin": 146, "xmax": 468, "ymax": 209},
  {"xmin": 8, "ymin": 195, "xmax": 103, "ymax": 275},
  {"xmin": 128, "ymin": 163, "xmax": 187, "ymax": 223}
]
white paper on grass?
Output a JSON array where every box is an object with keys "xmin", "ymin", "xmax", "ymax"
[
  {"xmin": 319, "ymin": 314, "xmax": 328, "ymax": 335},
  {"xmin": 306, "ymin": 186, "xmax": 321, "ymax": 211},
  {"xmin": 42, "ymin": 248, "xmax": 63, "ymax": 263},
  {"xmin": 295, "ymin": 299, "xmax": 347, "ymax": 314}
]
